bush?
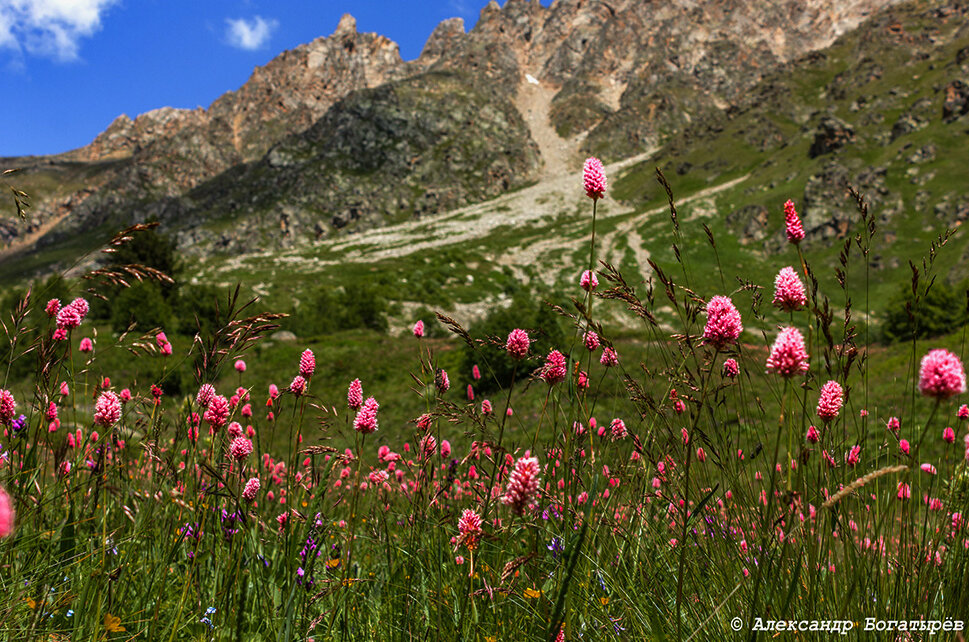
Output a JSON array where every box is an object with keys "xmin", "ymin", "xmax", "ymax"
[
  {"xmin": 461, "ymin": 292, "xmax": 566, "ymax": 394},
  {"xmin": 288, "ymin": 283, "xmax": 389, "ymax": 337},
  {"xmin": 880, "ymin": 280, "xmax": 967, "ymax": 343}
]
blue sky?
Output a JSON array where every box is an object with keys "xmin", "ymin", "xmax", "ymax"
[{"xmin": 0, "ymin": 0, "xmax": 492, "ymax": 157}]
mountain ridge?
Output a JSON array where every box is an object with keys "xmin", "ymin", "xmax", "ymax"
[{"xmin": 0, "ymin": 0, "xmax": 921, "ymax": 271}]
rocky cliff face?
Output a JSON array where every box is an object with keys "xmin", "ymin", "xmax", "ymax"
[{"xmin": 1, "ymin": 0, "xmax": 913, "ymax": 266}]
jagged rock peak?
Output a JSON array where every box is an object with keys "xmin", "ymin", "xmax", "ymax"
[
  {"xmin": 419, "ymin": 17, "xmax": 466, "ymax": 63},
  {"xmin": 334, "ymin": 13, "xmax": 357, "ymax": 37}
]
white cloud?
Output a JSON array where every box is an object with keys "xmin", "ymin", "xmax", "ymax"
[
  {"xmin": 0, "ymin": 0, "xmax": 118, "ymax": 61},
  {"xmin": 224, "ymin": 15, "xmax": 276, "ymax": 51}
]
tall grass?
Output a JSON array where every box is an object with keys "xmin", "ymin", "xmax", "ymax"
[{"xmin": 1, "ymin": 164, "xmax": 968, "ymax": 641}]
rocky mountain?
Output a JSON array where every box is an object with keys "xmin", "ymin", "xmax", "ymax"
[{"xmin": 0, "ymin": 0, "xmax": 924, "ymax": 271}]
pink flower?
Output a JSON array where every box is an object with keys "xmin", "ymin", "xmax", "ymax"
[
  {"xmin": 897, "ymin": 482, "xmax": 911, "ymax": 500},
  {"xmin": 609, "ymin": 418, "xmax": 627, "ymax": 440},
  {"xmin": 93, "ymin": 391, "xmax": 122, "ymax": 427},
  {"xmin": 441, "ymin": 440, "xmax": 452, "ymax": 458},
  {"xmin": 228, "ymin": 421, "xmax": 243, "ymax": 438},
  {"xmin": 580, "ymin": 270, "xmax": 598, "ymax": 292},
  {"xmin": 806, "ymin": 425, "xmax": 820, "ymax": 443},
  {"xmin": 196, "ymin": 384, "xmax": 216, "ymax": 407},
  {"xmin": 436, "ymin": 369, "xmax": 450, "ymax": 394},
  {"xmin": 846, "ymin": 445, "xmax": 861, "ymax": 466},
  {"xmin": 472, "ymin": 365, "xmax": 481, "ymax": 380},
  {"xmin": 466, "ymin": 385, "xmax": 474, "ymax": 402},
  {"xmin": 918, "ymin": 349, "xmax": 966, "ymax": 399},
  {"xmin": 944, "ymin": 427, "xmax": 956, "ymax": 444},
  {"xmin": 242, "ymin": 477, "xmax": 260, "ymax": 501},
  {"xmin": 0, "ymin": 389, "xmax": 16, "ymax": 424},
  {"xmin": 703, "ymin": 296, "xmax": 743, "ymax": 349},
  {"xmin": 55, "ymin": 306, "xmax": 81, "ymax": 331},
  {"xmin": 600, "ymin": 347, "xmax": 618, "ymax": 367},
  {"xmin": 766, "ymin": 327, "xmax": 809, "ymax": 378},
  {"xmin": 290, "ymin": 375, "xmax": 307, "ymax": 397},
  {"xmin": 45, "ymin": 299, "xmax": 60, "ymax": 317},
  {"xmin": 773, "ymin": 267, "xmax": 807, "ymax": 312},
  {"xmin": 506, "ymin": 329, "xmax": 530, "ymax": 360},
  {"xmin": 420, "ymin": 434, "xmax": 437, "ymax": 458},
  {"xmin": 502, "ymin": 456, "xmax": 541, "ymax": 515},
  {"xmin": 899, "ymin": 439, "xmax": 910, "ymax": 455},
  {"xmin": 155, "ymin": 331, "xmax": 168, "ymax": 347},
  {"xmin": 458, "ymin": 509, "xmax": 482, "ymax": 550},
  {"xmin": 60, "ymin": 381, "xmax": 69, "ymax": 396},
  {"xmin": 368, "ymin": 469, "xmax": 389, "ymax": 486},
  {"xmin": 887, "ymin": 416, "xmax": 900, "ymax": 433},
  {"xmin": 299, "ymin": 349, "xmax": 316, "ymax": 378},
  {"xmin": 540, "ymin": 350, "xmax": 567, "ymax": 384},
  {"xmin": 960, "ymin": 404, "xmax": 969, "ymax": 420},
  {"xmin": 69, "ymin": 298, "xmax": 89, "ymax": 319},
  {"xmin": 784, "ymin": 200, "xmax": 805, "ymax": 245},
  {"xmin": 348, "ymin": 379, "xmax": 363, "ymax": 410},
  {"xmin": 577, "ymin": 370, "xmax": 589, "ymax": 390},
  {"xmin": 353, "ymin": 396, "xmax": 379, "ymax": 434},
  {"xmin": 229, "ymin": 437, "xmax": 253, "ymax": 461},
  {"xmin": 583, "ymin": 331, "xmax": 599, "ymax": 351},
  {"xmin": 722, "ymin": 358, "xmax": 739, "ymax": 378},
  {"xmin": 921, "ymin": 463, "xmax": 938, "ymax": 475},
  {"xmin": 413, "ymin": 320, "xmax": 425, "ymax": 338},
  {"xmin": 204, "ymin": 395, "xmax": 230, "ymax": 430},
  {"xmin": 234, "ymin": 359, "xmax": 246, "ymax": 373},
  {"xmin": 582, "ymin": 157, "xmax": 606, "ymax": 200},
  {"xmin": 0, "ymin": 486, "xmax": 14, "ymax": 538},
  {"xmin": 816, "ymin": 380, "xmax": 843, "ymax": 422},
  {"xmin": 481, "ymin": 400, "xmax": 493, "ymax": 415},
  {"xmin": 160, "ymin": 342, "xmax": 172, "ymax": 356},
  {"xmin": 52, "ymin": 328, "xmax": 67, "ymax": 341}
]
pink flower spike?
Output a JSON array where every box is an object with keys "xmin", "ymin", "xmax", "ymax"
[
  {"xmin": 45, "ymin": 299, "xmax": 60, "ymax": 317},
  {"xmin": 772, "ymin": 266, "xmax": 807, "ymax": 312},
  {"xmin": 806, "ymin": 425, "xmax": 820, "ymax": 443},
  {"xmin": 540, "ymin": 350, "xmax": 567, "ymax": 384},
  {"xmin": 0, "ymin": 486, "xmax": 14, "ymax": 538},
  {"xmin": 353, "ymin": 397, "xmax": 379, "ymax": 434},
  {"xmin": 918, "ymin": 349, "xmax": 966, "ymax": 399},
  {"xmin": 348, "ymin": 379, "xmax": 363, "ymax": 410},
  {"xmin": 959, "ymin": 404, "xmax": 969, "ymax": 420},
  {"xmin": 722, "ymin": 358, "xmax": 739, "ymax": 378},
  {"xmin": 899, "ymin": 439, "xmax": 910, "ymax": 455},
  {"xmin": 766, "ymin": 327, "xmax": 809, "ymax": 378},
  {"xmin": 582, "ymin": 157, "xmax": 606, "ymax": 200},
  {"xmin": 93, "ymin": 391, "xmax": 121, "ymax": 427},
  {"xmin": 229, "ymin": 437, "xmax": 254, "ymax": 461},
  {"xmin": 501, "ymin": 456, "xmax": 541, "ymax": 515},
  {"xmin": 299, "ymin": 349, "xmax": 316, "ymax": 378},
  {"xmin": 886, "ymin": 416, "xmax": 900, "ymax": 433},
  {"xmin": 290, "ymin": 376, "xmax": 307, "ymax": 397},
  {"xmin": 816, "ymin": 380, "xmax": 843, "ymax": 422},
  {"xmin": 580, "ymin": 270, "xmax": 598, "ymax": 292},
  {"xmin": 703, "ymin": 296, "xmax": 743, "ymax": 349},
  {"xmin": 506, "ymin": 329, "xmax": 530, "ymax": 360},
  {"xmin": 78, "ymin": 337, "xmax": 93, "ymax": 353},
  {"xmin": 0, "ymin": 390, "xmax": 17, "ymax": 425},
  {"xmin": 242, "ymin": 477, "xmax": 260, "ymax": 501},
  {"xmin": 583, "ymin": 331, "xmax": 599, "ymax": 351},
  {"xmin": 784, "ymin": 199, "xmax": 805, "ymax": 245},
  {"xmin": 234, "ymin": 359, "xmax": 246, "ymax": 373},
  {"xmin": 412, "ymin": 320, "xmax": 425, "ymax": 338},
  {"xmin": 944, "ymin": 427, "xmax": 956, "ymax": 444},
  {"xmin": 600, "ymin": 347, "xmax": 618, "ymax": 367}
]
